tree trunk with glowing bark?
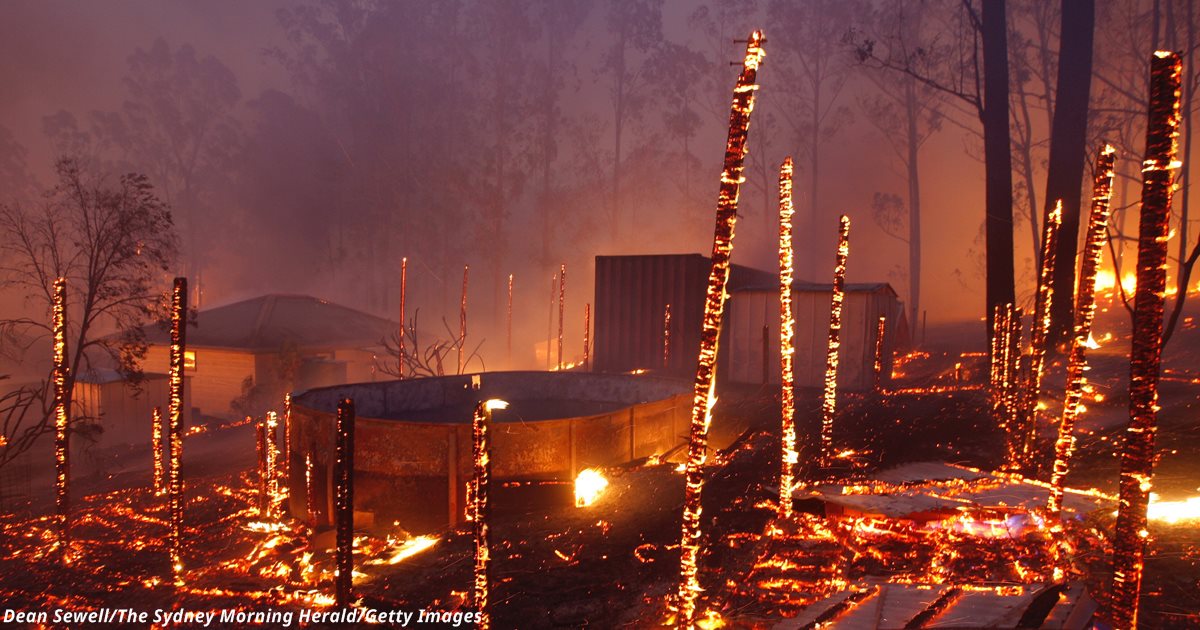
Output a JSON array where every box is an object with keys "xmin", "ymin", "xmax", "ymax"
[
  {"xmin": 820, "ymin": 216, "xmax": 850, "ymax": 467},
  {"xmin": 168, "ymin": 277, "xmax": 186, "ymax": 582},
  {"xmin": 1111, "ymin": 52, "xmax": 1182, "ymax": 630},
  {"xmin": 777, "ymin": 157, "xmax": 797, "ymax": 521},
  {"xmin": 52, "ymin": 278, "xmax": 69, "ymax": 554},
  {"xmin": 1020, "ymin": 201, "xmax": 1062, "ymax": 467},
  {"xmin": 677, "ymin": 31, "xmax": 765, "ymax": 629}
]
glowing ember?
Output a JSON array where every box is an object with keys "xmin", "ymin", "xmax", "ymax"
[
  {"xmin": 777, "ymin": 156, "xmax": 797, "ymax": 521},
  {"xmin": 52, "ymin": 277, "xmax": 70, "ymax": 553},
  {"xmin": 678, "ymin": 30, "xmax": 764, "ymax": 629},
  {"xmin": 1147, "ymin": 494, "xmax": 1200, "ymax": 524},
  {"xmin": 1111, "ymin": 50, "xmax": 1182, "ymax": 630},
  {"xmin": 168, "ymin": 277, "xmax": 187, "ymax": 582},
  {"xmin": 820, "ymin": 215, "xmax": 851, "ymax": 468},
  {"xmin": 1049, "ymin": 144, "xmax": 1116, "ymax": 521},
  {"xmin": 574, "ymin": 468, "xmax": 609, "ymax": 507},
  {"xmin": 334, "ymin": 398, "xmax": 355, "ymax": 607}
]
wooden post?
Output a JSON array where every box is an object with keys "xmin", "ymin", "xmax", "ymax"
[
  {"xmin": 399, "ymin": 257, "xmax": 407, "ymax": 379},
  {"xmin": 52, "ymin": 278, "xmax": 70, "ymax": 555},
  {"xmin": 168, "ymin": 277, "xmax": 186, "ymax": 582},
  {"xmin": 777, "ymin": 157, "xmax": 797, "ymax": 521},
  {"xmin": 334, "ymin": 398, "xmax": 356, "ymax": 608},
  {"xmin": 558, "ymin": 264, "xmax": 566, "ymax": 370},
  {"xmin": 473, "ymin": 399, "xmax": 506, "ymax": 629}
]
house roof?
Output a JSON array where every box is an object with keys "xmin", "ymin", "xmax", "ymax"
[
  {"xmin": 732, "ymin": 281, "xmax": 898, "ymax": 295},
  {"xmin": 142, "ymin": 294, "xmax": 397, "ymax": 352}
]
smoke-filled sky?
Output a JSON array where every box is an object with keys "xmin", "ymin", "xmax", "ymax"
[{"xmin": 0, "ymin": 0, "xmax": 1184, "ymax": 370}]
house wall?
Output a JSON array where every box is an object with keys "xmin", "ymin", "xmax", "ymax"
[{"xmin": 144, "ymin": 345, "xmax": 255, "ymax": 418}]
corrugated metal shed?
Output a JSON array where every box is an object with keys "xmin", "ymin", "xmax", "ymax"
[
  {"xmin": 592, "ymin": 254, "xmax": 775, "ymax": 376},
  {"xmin": 727, "ymin": 282, "xmax": 906, "ymax": 390}
]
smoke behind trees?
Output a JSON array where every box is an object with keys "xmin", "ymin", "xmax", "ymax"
[{"xmin": 0, "ymin": 0, "xmax": 1188, "ymax": 370}]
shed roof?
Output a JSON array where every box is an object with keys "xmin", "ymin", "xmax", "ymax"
[
  {"xmin": 142, "ymin": 294, "xmax": 396, "ymax": 352},
  {"xmin": 732, "ymin": 281, "xmax": 898, "ymax": 295}
]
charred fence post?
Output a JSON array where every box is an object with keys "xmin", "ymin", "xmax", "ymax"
[
  {"xmin": 1111, "ymin": 51, "xmax": 1182, "ymax": 630},
  {"xmin": 820, "ymin": 215, "xmax": 851, "ymax": 468},
  {"xmin": 677, "ymin": 30, "xmax": 765, "ymax": 629},
  {"xmin": 459, "ymin": 265, "xmax": 469, "ymax": 374},
  {"xmin": 334, "ymin": 398, "xmax": 356, "ymax": 608},
  {"xmin": 473, "ymin": 399, "xmax": 507, "ymax": 630},
  {"xmin": 52, "ymin": 278, "xmax": 70, "ymax": 554},
  {"xmin": 558, "ymin": 264, "xmax": 566, "ymax": 370},
  {"xmin": 777, "ymin": 156, "xmax": 797, "ymax": 521},
  {"xmin": 547, "ymin": 272, "xmax": 556, "ymax": 370},
  {"xmin": 168, "ymin": 277, "xmax": 187, "ymax": 582},
  {"xmin": 399, "ymin": 257, "xmax": 407, "ymax": 379},
  {"xmin": 583, "ymin": 303, "xmax": 591, "ymax": 370},
  {"xmin": 663, "ymin": 304, "xmax": 672, "ymax": 369},
  {"xmin": 507, "ymin": 273, "xmax": 514, "ymax": 363},
  {"xmin": 256, "ymin": 416, "xmax": 267, "ymax": 514},
  {"xmin": 1048, "ymin": 145, "xmax": 1116, "ymax": 521},
  {"xmin": 266, "ymin": 411, "xmax": 280, "ymax": 518},
  {"xmin": 873, "ymin": 315, "xmax": 887, "ymax": 391}
]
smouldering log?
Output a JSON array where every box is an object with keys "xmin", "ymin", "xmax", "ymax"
[
  {"xmin": 1048, "ymin": 145, "xmax": 1116, "ymax": 520},
  {"xmin": 583, "ymin": 303, "xmax": 591, "ymax": 370},
  {"xmin": 777, "ymin": 156, "xmax": 797, "ymax": 521},
  {"xmin": 677, "ymin": 30, "xmax": 765, "ymax": 629},
  {"xmin": 558, "ymin": 264, "xmax": 566, "ymax": 370},
  {"xmin": 459, "ymin": 265, "xmax": 469, "ymax": 374},
  {"xmin": 820, "ymin": 215, "xmax": 851, "ymax": 468},
  {"xmin": 152, "ymin": 406, "xmax": 164, "ymax": 494},
  {"xmin": 335, "ymin": 398, "xmax": 356, "ymax": 608},
  {"xmin": 168, "ymin": 277, "xmax": 186, "ymax": 581},
  {"xmin": 52, "ymin": 278, "xmax": 69, "ymax": 552},
  {"xmin": 1111, "ymin": 51, "xmax": 1182, "ymax": 630},
  {"xmin": 474, "ymin": 399, "xmax": 507, "ymax": 630},
  {"xmin": 663, "ymin": 304, "xmax": 672, "ymax": 369},
  {"xmin": 399, "ymin": 257, "xmax": 407, "ymax": 379},
  {"xmin": 1019, "ymin": 200, "xmax": 1063, "ymax": 466},
  {"xmin": 873, "ymin": 316, "xmax": 887, "ymax": 391}
]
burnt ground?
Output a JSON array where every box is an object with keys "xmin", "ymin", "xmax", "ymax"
[{"xmin": 0, "ymin": 309, "xmax": 1198, "ymax": 628}]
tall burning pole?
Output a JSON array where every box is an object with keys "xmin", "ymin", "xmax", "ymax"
[
  {"xmin": 399, "ymin": 257, "xmax": 407, "ymax": 379},
  {"xmin": 506, "ymin": 273, "xmax": 513, "ymax": 363},
  {"xmin": 52, "ymin": 278, "xmax": 70, "ymax": 552},
  {"xmin": 152, "ymin": 406, "xmax": 164, "ymax": 494},
  {"xmin": 677, "ymin": 30, "xmax": 765, "ymax": 629},
  {"xmin": 873, "ymin": 316, "xmax": 887, "ymax": 390},
  {"xmin": 1111, "ymin": 51, "xmax": 1182, "ymax": 630},
  {"xmin": 459, "ymin": 265, "xmax": 469, "ymax": 374},
  {"xmin": 1020, "ymin": 200, "xmax": 1063, "ymax": 466},
  {"xmin": 558, "ymin": 264, "xmax": 566, "ymax": 369},
  {"xmin": 334, "ymin": 398, "xmax": 356, "ymax": 608},
  {"xmin": 473, "ymin": 399, "xmax": 507, "ymax": 630},
  {"xmin": 777, "ymin": 157, "xmax": 797, "ymax": 521},
  {"xmin": 663, "ymin": 304, "xmax": 672, "ymax": 369},
  {"xmin": 265, "ymin": 411, "xmax": 280, "ymax": 518},
  {"xmin": 168, "ymin": 277, "xmax": 186, "ymax": 581},
  {"xmin": 820, "ymin": 215, "xmax": 851, "ymax": 468},
  {"xmin": 1002, "ymin": 305, "xmax": 1024, "ymax": 469},
  {"xmin": 283, "ymin": 393, "xmax": 292, "ymax": 488},
  {"xmin": 1048, "ymin": 145, "xmax": 1116, "ymax": 520},
  {"xmin": 583, "ymin": 303, "xmax": 591, "ymax": 370}
]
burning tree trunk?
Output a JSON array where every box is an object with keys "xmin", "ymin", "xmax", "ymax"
[
  {"xmin": 558, "ymin": 264, "xmax": 566, "ymax": 370},
  {"xmin": 1048, "ymin": 145, "xmax": 1116, "ymax": 520},
  {"xmin": 989, "ymin": 305, "xmax": 1005, "ymax": 406},
  {"xmin": 399, "ymin": 257, "xmax": 407, "ymax": 379},
  {"xmin": 677, "ymin": 30, "xmax": 765, "ymax": 629},
  {"xmin": 473, "ymin": 399, "xmax": 507, "ymax": 630},
  {"xmin": 873, "ymin": 315, "xmax": 887, "ymax": 391},
  {"xmin": 335, "ymin": 398, "xmax": 356, "ymax": 608},
  {"xmin": 1020, "ymin": 200, "xmax": 1063, "ymax": 467},
  {"xmin": 168, "ymin": 277, "xmax": 186, "ymax": 582},
  {"xmin": 1002, "ymin": 305, "xmax": 1024, "ymax": 470},
  {"xmin": 583, "ymin": 303, "xmax": 591, "ymax": 370},
  {"xmin": 52, "ymin": 278, "xmax": 69, "ymax": 554},
  {"xmin": 820, "ymin": 215, "xmax": 851, "ymax": 468},
  {"xmin": 152, "ymin": 406, "xmax": 164, "ymax": 495},
  {"xmin": 1111, "ymin": 51, "xmax": 1182, "ymax": 630},
  {"xmin": 777, "ymin": 156, "xmax": 797, "ymax": 521},
  {"xmin": 283, "ymin": 393, "xmax": 292, "ymax": 492},
  {"xmin": 459, "ymin": 265, "xmax": 469, "ymax": 374}
]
